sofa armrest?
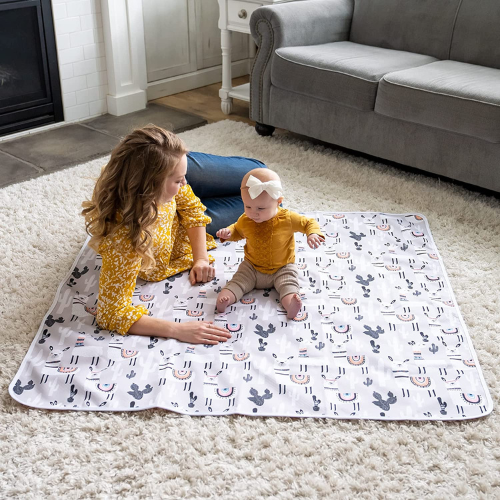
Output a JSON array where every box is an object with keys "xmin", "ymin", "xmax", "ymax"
[
  {"xmin": 250, "ymin": 0, "xmax": 354, "ymax": 123},
  {"xmin": 250, "ymin": 0, "xmax": 353, "ymax": 49}
]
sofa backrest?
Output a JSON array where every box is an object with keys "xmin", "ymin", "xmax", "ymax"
[
  {"xmin": 349, "ymin": 0, "xmax": 461, "ymax": 60},
  {"xmin": 450, "ymin": 0, "xmax": 500, "ymax": 70}
]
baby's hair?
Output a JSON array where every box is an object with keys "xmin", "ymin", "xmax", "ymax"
[{"xmin": 82, "ymin": 124, "xmax": 188, "ymax": 271}]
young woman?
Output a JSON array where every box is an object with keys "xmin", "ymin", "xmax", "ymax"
[{"xmin": 82, "ymin": 125, "xmax": 265, "ymax": 343}]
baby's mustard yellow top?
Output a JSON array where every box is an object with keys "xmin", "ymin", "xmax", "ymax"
[
  {"xmin": 96, "ymin": 184, "xmax": 216, "ymax": 335},
  {"xmin": 224, "ymin": 208, "xmax": 324, "ymax": 274}
]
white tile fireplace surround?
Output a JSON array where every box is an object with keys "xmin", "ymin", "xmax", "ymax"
[
  {"xmin": 52, "ymin": 0, "xmax": 108, "ymax": 122},
  {"xmin": 51, "ymin": 0, "xmax": 147, "ymax": 124}
]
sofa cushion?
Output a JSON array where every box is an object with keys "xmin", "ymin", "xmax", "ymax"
[
  {"xmin": 375, "ymin": 60, "xmax": 500, "ymax": 143},
  {"xmin": 450, "ymin": 0, "xmax": 500, "ymax": 70},
  {"xmin": 349, "ymin": 0, "xmax": 461, "ymax": 60},
  {"xmin": 272, "ymin": 41, "xmax": 437, "ymax": 111}
]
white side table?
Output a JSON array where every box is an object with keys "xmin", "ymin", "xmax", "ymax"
[{"xmin": 217, "ymin": 0, "xmax": 295, "ymax": 115}]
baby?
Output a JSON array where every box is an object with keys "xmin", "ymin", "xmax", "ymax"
[{"xmin": 216, "ymin": 168, "xmax": 325, "ymax": 318}]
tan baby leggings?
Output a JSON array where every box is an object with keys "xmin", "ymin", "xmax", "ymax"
[{"xmin": 223, "ymin": 260, "xmax": 300, "ymax": 302}]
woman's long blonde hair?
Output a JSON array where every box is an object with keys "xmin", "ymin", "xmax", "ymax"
[{"xmin": 82, "ymin": 125, "xmax": 188, "ymax": 271}]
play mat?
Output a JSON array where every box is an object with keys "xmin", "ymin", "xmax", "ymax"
[{"xmin": 9, "ymin": 212, "xmax": 493, "ymax": 420}]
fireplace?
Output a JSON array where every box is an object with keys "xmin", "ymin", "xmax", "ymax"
[{"xmin": 0, "ymin": 0, "xmax": 63, "ymax": 136}]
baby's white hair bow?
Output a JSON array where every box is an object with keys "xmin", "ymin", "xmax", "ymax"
[{"xmin": 246, "ymin": 175, "xmax": 283, "ymax": 200}]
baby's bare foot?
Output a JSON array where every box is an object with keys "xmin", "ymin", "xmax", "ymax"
[
  {"xmin": 282, "ymin": 293, "xmax": 302, "ymax": 319},
  {"xmin": 216, "ymin": 290, "xmax": 236, "ymax": 313}
]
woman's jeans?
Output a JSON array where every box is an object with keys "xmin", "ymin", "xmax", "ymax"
[{"xmin": 186, "ymin": 152, "xmax": 266, "ymax": 236}]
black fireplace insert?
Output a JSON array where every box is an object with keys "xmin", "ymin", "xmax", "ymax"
[{"xmin": 0, "ymin": 0, "xmax": 63, "ymax": 137}]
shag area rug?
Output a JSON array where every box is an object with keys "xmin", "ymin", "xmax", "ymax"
[{"xmin": 1, "ymin": 120, "xmax": 499, "ymax": 498}]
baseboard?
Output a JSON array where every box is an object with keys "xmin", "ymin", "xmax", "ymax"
[
  {"xmin": 146, "ymin": 60, "xmax": 251, "ymax": 101},
  {"xmin": 107, "ymin": 90, "xmax": 148, "ymax": 117}
]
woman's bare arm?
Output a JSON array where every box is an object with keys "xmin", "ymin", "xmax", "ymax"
[
  {"xmin": 127, "ymin": 314, "xmax": 231, "ymax": 344},
  {"xmin": 186, "ymin": 225, "xmax": 214, "ymax": 284},
  {"xmin": 186, "ymin": 225, "xmax": 209, "ymax": 262},
  {"xmin": 128, "ymin": 315, "xmax": 175, "ymax": 337}
]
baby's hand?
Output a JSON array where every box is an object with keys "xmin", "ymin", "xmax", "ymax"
[
  {"xmin": 307, "ymin": 233, "xmax": 325, "ymax": 249},
  {"xmin": 216, "ymin": 228, "xmax": 232, "ymax": 241}
]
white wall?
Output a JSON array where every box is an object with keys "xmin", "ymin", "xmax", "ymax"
[{"xmin": 51, "ymin": 0, "xmax": 109, "ymax": 122}]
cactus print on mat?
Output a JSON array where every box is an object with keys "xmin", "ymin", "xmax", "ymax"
[{"xmin": 9, "ymin": 213, "xmax": 493, "ymax": 420}]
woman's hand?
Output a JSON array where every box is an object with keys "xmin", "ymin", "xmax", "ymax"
[
  {"xmin": 189, "ymin": 258, "xmax": 215, "ymax": 285},
  {"xmin": 216, "ymin": 227, "xmax": 232, "ymax": 241},
  {"xmin": 307, "ymin": 233, "xmax": 325, "ymax": 249},
  {"xmin": 172, "ymin": 321, "xmax": 232, "ymax": 345}
]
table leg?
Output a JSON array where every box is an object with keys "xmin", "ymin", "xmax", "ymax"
[{"xmin": 220, "ymin": 29, "xmax": 233, "ymax": 115}]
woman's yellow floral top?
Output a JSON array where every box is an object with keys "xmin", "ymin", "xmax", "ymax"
[{"xmin": 96, "ymin": 184, "xmax": 216, "ymax": 335}]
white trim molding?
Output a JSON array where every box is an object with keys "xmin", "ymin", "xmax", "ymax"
[
  {"xmin": 101, "ymin": 0, "xmax": 148, "ymax": 116},
  {"xmin": 146, "ymin": 60, "xmax": 251, "ymax": 101}
]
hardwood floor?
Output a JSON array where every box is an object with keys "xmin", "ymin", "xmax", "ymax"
[{"xmin": 151, "ymin": 76, "xmax": 253, "ymax": 125}]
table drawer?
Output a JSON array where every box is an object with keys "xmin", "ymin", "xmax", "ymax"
[{"xmin": 228, "ymin": 1, "xmax": 261, "ymax": 30}]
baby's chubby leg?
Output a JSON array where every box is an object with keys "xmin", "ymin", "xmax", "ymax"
[
  {"xmin": 274, "ymin": 264, "xmax": 301, "ymax": 319},
  {"xmin": 217, "ymin": 260, "xmax": 257, "ymax": 313}
]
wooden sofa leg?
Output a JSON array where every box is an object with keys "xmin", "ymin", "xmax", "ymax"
[{"xmin": 255, "ymin": 123, "xmax": 275, "ymax": 137}]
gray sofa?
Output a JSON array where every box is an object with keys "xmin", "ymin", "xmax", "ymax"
[{"xmin": 249, "ymin": 0, "xmax": 500, "ymax": 193}]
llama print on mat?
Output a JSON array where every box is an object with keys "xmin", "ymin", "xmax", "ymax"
[
  {"xmin": 70, "ymin": 291, "xmax": 97, "ymax": 324},
  {"xmin": 158, "ymin": 351, "xmax": 195, "ymax": 392},
  {"xmin": 83, "ymin": 366, "xmax": 117, "ymax": 407},
  {"xmin": 70, "ymin": 332, "xmax": 104, "ymax": 365},
  {"xmin": 107, "ymin": 335, "xmax": 140, "ymax": 366},
  {"xmin": 40, "ymin": 346, "xmax": 79, "ymax": 384}
]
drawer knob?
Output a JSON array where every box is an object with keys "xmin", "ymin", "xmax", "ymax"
[{"xmin": 238, "ymin": 9, "xmax": 247, "ymax": 19}]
